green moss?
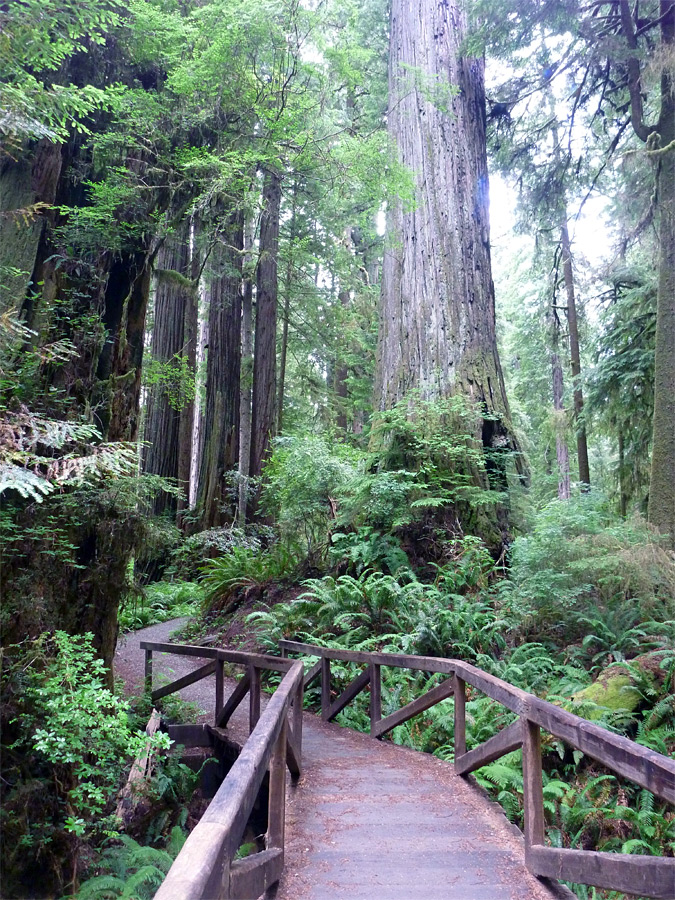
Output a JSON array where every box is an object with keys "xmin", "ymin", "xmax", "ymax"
[{"xmin": 572, "ymin": 667, "xmax": 641, "ymax": 718}]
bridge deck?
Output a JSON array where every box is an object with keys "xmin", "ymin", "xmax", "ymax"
[{"xmin": 115, "ymin": 622, "xmax": 572, "ymax": 900}]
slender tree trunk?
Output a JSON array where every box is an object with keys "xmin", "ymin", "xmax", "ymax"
[
  {"xmin": 550, "ymin": 310, "xmax": 571, "ymax": 500},
  {"xmin": 376, "ymin": 0, "xmax": 520, "ymax": 544},
  {"xmin": 196, "ymin": 213, "xmax": 244, "ymax": 527},
  {"xmin": 238, "ymin": 215, "xmax": 255, "ymax": 524},
  {"xmin": 277, "ymin": 182, "xmax": 297, "ymax": 434},
  {"xmin": 560, "ymin": 220, "xmax": 591, "ymax": 488},
  {"xmin": 176, "ymin": 223, "xmax": 199, "ymax": 523},
  {"xmin": 618, "ymin": 426, "xmax": 628, "ymax": 518},
  {"xmin": 250, "ymin": 168, "xmax": 281, "ymax": 492},
  {"xmin": 648, "ymin": 1, "xmax": 675, "ymax": 546},
  {"xmin": 142, "ymin": 222, "xmax": 192, "ymax": 516}
]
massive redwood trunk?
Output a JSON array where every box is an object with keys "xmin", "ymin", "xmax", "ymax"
[
  {"xmin": 376, "ymin": 0, "xmax": 519, "ymax": 543},
  {"xmin": 250, "ymin": 168, "xmax": 281, "ymax": 489},
  {"xmin": 196, "ymin": 214, "xmax": 244, "ymax": 527},
  {"xmin": 377, "ymin": 1, "xmax": 512, "ymax": 423}
]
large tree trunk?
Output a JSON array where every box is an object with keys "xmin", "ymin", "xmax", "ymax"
[
  {"xmin": 376, "ymin": 0, "xmax": 519, "ymax": 542},
  {"xmin": 196, "ymin": 214, "xmax": 244, "ymax": 527},
  {"xmin": 142, "ymin": 222, "xmax": 193, "ymax": 516},
  {"xmin": 648, "ymin": 2, "xmax": 675, "ymax": 546},
  {"xmin": 277, "ymin": 182, "xmax": 297, "ymax": 434},
  {"xmin": 250, "ymin": 168, "xmax": 281, "ymax": 491}
]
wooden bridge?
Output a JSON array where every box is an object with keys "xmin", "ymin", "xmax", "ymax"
[{"xmin": 137, "ymin": 637, "xmax": 675, "ymax": 900}]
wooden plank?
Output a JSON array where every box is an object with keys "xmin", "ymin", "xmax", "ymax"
[
  {"xmin": 326, "ymin": 667, "xmax": 371, "ymax": 722},
  {"xmin": 141, "ymin": 640, "xmax": 220, "ymax": 660},
  {"xmin": 140, "ymin": 641, "xmax": 293, "ymax": 672},
  {"xmin": 165, "ymin": 724, "xmax": 213, "ymax": 748},
  {"xmin": 279, "ymin": 639, "xmax": 456, "ymax": 675},
  {"xmin": 455, "ymin": 719, "xmax": 522, "ymax": 776},
  {"xmin": 267, "ymin": 719, "xmax": 287, "ymax": 849},
  {"xmin": 372, "ymin": 678, "xmax": 454, "ymax": 739},
  {"xmin": 151, "ymin": 660, "xmax": 217, "ymax": 702},
  {"xmin": 370, "ymin": 663, "xmax": 381, "ymax": 736},
  {"xmin": 522, "ymin": 720, "xmax": 545, "ymax": 849},
  {"xmin": 452, "ymin": 660, "xmax": 529, "ymax": 715},
  {"xmin": 453, "ymin": 675, "xmax": 466, "ymax": 759},
  {"xmin": 527, "ymin": 846, "xmax": 675, "ymax": 899},
  {"xmin": 217, "ymin": 673, "xmax": 251, "ymax": 728},
  {"xmin": 228, "ymin": 848, "xmax": 284, "ymax": 900},
  {"xmin": 249, "ymin": 665, "xmax": 261, "ymax": 732},
  {"xmin": 321, "ymin": 657, "xmax": 331, "ymax": 720},
  {"xmin": 527, "ymin": 696, "xmax": 675, "ymax": 805},
  {"xmin": 303, "ymin": 659, "xmax": 322, "ymax": 688}
]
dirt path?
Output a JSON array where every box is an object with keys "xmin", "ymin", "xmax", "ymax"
[{"xmin": 115, "ymin": 622, "xmax": 572, "ymax": 900}]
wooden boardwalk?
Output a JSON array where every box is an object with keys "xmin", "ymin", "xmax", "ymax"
[
  {"xmin": 116, "ymin": 624, "xmax": 573, "ymax": 899},
  {"xmin": 274, "ymin": 713, "xmax": 570, "ymax": 900}
]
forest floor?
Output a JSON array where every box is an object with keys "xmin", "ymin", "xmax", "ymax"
[{"xmin": 114, "ymin": 621, "xmax": 575, "ymax": 900}]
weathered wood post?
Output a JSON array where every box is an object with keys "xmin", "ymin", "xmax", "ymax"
[
  {"xmin": 215, "ymin": 656, "xmax": 224, "ymax": 724},
  {"xmin": 249, "ymin": 664, "xmax": 261, "ymax": 732},
  {"xmin": 522, "ymin": 718, "xmax": 545, "ymax": 852},
  {"xmin": 292, "ymin": 678, "xmax": 304, "ymax": 762},
  {"xmin": 144, "ymin": 648, "xmax": 153, "ymax": 696},
  {"xmin": 320, "ymin": 657, "xmax": 331, "ymax": 720},
  {"xmin": 369, "ymin": 663, "xmax": 381, "ymax": 736},
  {"xmin": 453, "ymin": 674, "xmax": 466, "ymax": 762},
  {"xmin": 268, "ymin": 718, "xmax": 287, "ymax": 850}
]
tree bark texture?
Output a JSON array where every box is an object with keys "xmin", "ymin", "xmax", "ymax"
[
  {"xmin": 560, "ymin": 220, "xmax": 590, "ymax": 488},
  {"xmin": 376, "ymin": 0, "xmax": 514, "ymax": 437},
  {"xmin": 142, "ymin": 223, "xmax": 193, "ymax": 516},
  {"xmin": 250, "ymin": 169, "xmax": 281, "ymax": 487},
  {"xmin": 238, "ymin": 215, "xmax": 255, "ymax": 523},
  {"xmin": 197, "ymin": 214, "xmax": 244, "ymax": 527},
  {"xmin": 550, "ymin": 310, "xmax": 571, "ymax": 501},
  {"xmin": 648, "ymin": 1, "xmax": 675, "ymax": 546}
]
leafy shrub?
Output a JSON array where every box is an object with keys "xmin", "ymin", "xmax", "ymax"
[
  {"xmin": 119, "ymin": 582, "xmax": 204, "ymax": 633},
  {"xmin": 500, "ymin": 494, "xmax": 675, "ymax": 643},
  {"xmin": 329, "ymin": 526, "xmax": 409, "ymax": 575},
  {"xmin": 167, "ymin": 526, "xmax": 264, "ymax": 581},
  {"xmin": 200, "ymin": 542, "xmax": 302, "ymax": 613},
  {"xmin": 2, "ymin": 633, "xmax": 171, "ymax": 894}
]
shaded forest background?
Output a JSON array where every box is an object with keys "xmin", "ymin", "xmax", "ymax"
[{"xmin": 1, "ymin": 0, "xmax": 674, "ymax": 898}]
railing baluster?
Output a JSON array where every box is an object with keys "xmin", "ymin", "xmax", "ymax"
[
  {"xmin": 370, "ymin": 663, "xmax": 381, "ymax": 736},
  {"xmin": 144, "ymin": 648, "xmax": 153, "ymax": 696},
  {"xmin": 321, "ymin": 657, "xmax": 331, "ymax": 720},
  {"xmin": 453, "ymin": 674, "xmax": 466, "ymax": 762},
  {"xmin": 215, "ymin": 657, "xmax": 224, "ymax": 724},
  {"xmin": 250, "ymin": 664, "xmax": 261, "ymax": 732},
  {"xmin": 292, "ymin": 677, "xmax": 304, "ymax": 762},
  {"xmin": 267, "ymin": 718, "xmax": 287, "ymax": 850},
  {"xmin": 522, "ymin": 718, "xmax": 545, "ymax": 850}
]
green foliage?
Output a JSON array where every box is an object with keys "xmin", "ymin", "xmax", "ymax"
[
  {"xmin": 499, "ymin": 494, "xmax": 675, "ymax": 641},
  {"xmin": 201, "ymin": 543, "xmax": 302, "ymax": 612},
  {"xmin": 329, "ymin": 527, "xmax": 409, "ymax": 575},
  {"xmin": 167, "ymin": 526, "xmax": 265, "ymax": 581},
  {"xmin": 1, "ymin": 632, "xmax": 171, "ymax": 891},
  {"xmin": 119, "ymin": 582, "xmax": 204, "ymax": 633}
]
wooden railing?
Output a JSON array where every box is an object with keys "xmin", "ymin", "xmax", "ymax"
[
  {"xmin": 142, "ymin": 642, "xmax": 304, "ymax": 900},
  {"xmin": 280, "ymin": 639, "xmax": 675, "ymax": 900}
]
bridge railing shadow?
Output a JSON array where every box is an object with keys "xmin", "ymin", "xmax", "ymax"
[{"xmin": 280, "ymin": 639, "xmax": 675, "ymax": 900}]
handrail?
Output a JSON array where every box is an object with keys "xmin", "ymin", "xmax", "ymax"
[
  {"xmin": 143, "ymin": 642, "xmax": 304, "ymax": 900},
  {"xmin": 280, "ymin": 639, "xmax": 675, "ymax": 900}
]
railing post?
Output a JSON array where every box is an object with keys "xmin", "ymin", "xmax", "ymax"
[
  {"xmin": 249, "ymin": 664, "xmax": 261, "ymax": 732},
  {"xmin": 369, "ymin": 663, "xmax": 381, "ymax": 736},
  {"xmin": 144, "ymin": 648, "xmax": 153, "ymax": 696},
  {"xmin": 280, "ymin": 644, "xmax": 288, "ymax": 659},
  {"xmin": 522, "ymin": 718, "xmax": 545, "ymax": 852},
  {"xmin": 453, "ymin": 674, "xmax": 466, "ymax": 763},
  {"xmin": 267, "ymin": 718, "xmax": 287, "ymax": 850},
  {"xmin": 321, "ymin": 657, "xmax": 331, "ymax": 720},
  {"xmin": 215, "ymin": 657, "xmax": 224, "ymax": 725},
  {"xmin": 292, "ymin": 677, "xmax": 304, "ymax": 762}
]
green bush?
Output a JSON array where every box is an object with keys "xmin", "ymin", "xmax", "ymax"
[
  {"xmin": 119, "ymin": 582, "xmax": 204, "ymax": 633},
  {"xmin": 167, "ymin": 526, "xmax": 264, "ymax": 581},
  {"xmin": 200, "ymin": 542, "xmax": 302, "ymax": 613}
]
